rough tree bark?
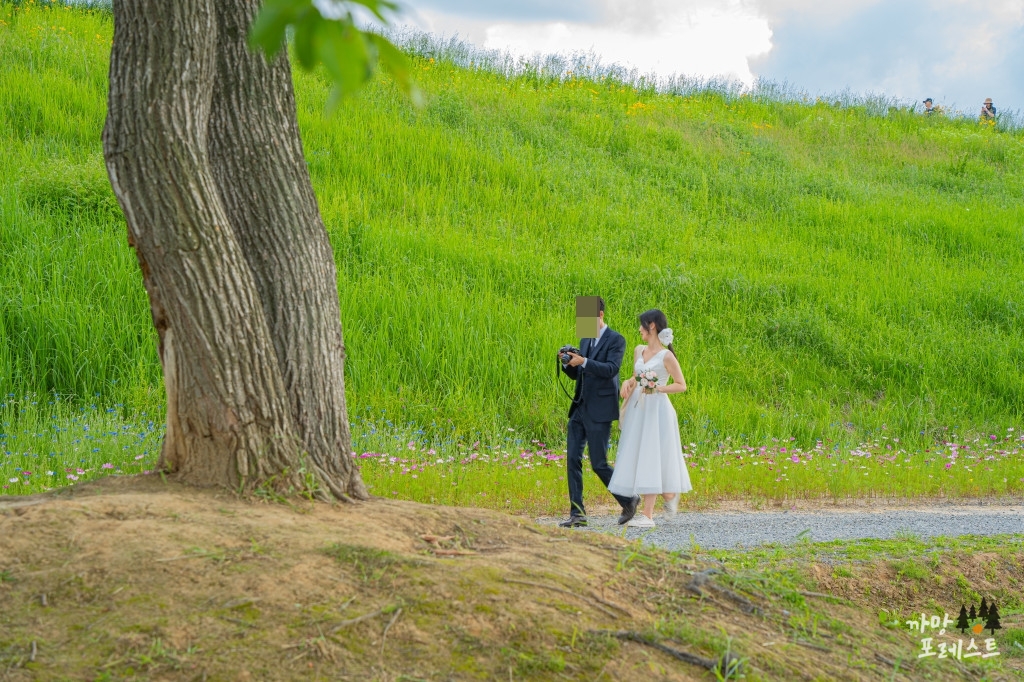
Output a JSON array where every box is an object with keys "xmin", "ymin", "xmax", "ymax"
[
  {"xmin": 102, "ymin": 0, "xmax": 367, "ymax": 500},
  {"xmin": 207, "ymin": 0, "xmax": 368, "ymax": 502}
]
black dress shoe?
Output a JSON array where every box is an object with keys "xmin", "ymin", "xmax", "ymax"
[
  {"xmin": 558, "ymin": 515, "xmax": 588, "ymax": 528},
  {"xmin": 617, "ymin": 496, "xmax": 641, "ymax": 525}
]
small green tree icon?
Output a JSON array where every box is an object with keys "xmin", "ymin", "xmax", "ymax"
[
  {"xmin": 956, "ymin": 605, "xmax": 970, "ymax": 633},
  {"xmin": 979, "ymin": 597, "xmax": 989, "ymax": 620},
  {"xmin": 985, "ymin": 603, "xmax": 1001, "ymax": 635}
]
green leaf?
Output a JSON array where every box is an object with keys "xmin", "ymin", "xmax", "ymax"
[
  {"xmin": 249, "ymin": 0, "xmax": 419, "ymax": 111},
  {"xmin": 325, "ymin": 84, "xmax": 344, "ymax": 117},
  {"xmin": 347, "ymin": 0, "xmax": 400, "ymax": 23},
  {"xmin": 249, "ymin": 0, "xmax": 311, "ymax": 58},
  {"xmin": 317, "ymin": 19, "xmax": 374, "ymax": 97},
  {"xmin": 291, "ymin": 7, "xmax": 322, "ymax": 71},
  {"xmin": 367, "ymin": 32, "xmax": 418, "ymax": 101}
]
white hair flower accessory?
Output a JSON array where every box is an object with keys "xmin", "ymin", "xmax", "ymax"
[{"xmin": 658, "ymin": 328, "xmax": 673, "ymax": 345}]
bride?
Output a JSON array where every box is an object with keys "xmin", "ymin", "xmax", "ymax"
[{"xmin": 608, "ymin": 309, "xmax": 692, "ymax": 528}]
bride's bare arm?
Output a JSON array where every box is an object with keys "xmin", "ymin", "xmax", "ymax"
[
  {"xmin": 657, "ymin": 353, "xmax": 687, "ymax": 394},
  {"xmin": 619, "ymin": 346, "xmax": 642, "ymax": 399}
]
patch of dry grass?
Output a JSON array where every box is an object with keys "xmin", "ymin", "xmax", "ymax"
[{"xmin": 0, "ymin": 476, "xmax": 1021, "ymax": 680}]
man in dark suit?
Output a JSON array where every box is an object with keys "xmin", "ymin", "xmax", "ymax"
[{"xmin": 558, "ymin": 297, "xmax": 640, "ymax": 527}]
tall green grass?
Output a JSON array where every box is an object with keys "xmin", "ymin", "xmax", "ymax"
[
  {"xmin": 1, "ymin": 3, "xmax": 1023, "ymax": 505},
  {"xmin": 299, "ymin": 55, "xmax": 1024, "ymax": 447}
]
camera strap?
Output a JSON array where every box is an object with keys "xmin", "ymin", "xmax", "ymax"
[{"xmin": 557, "ymin": 358, "xmax": 582, "ymax": 404}]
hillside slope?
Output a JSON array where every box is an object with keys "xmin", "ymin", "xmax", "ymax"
[{"xmin": 1, "ymin": 3, "xmax": 1023, "ymax": 449}]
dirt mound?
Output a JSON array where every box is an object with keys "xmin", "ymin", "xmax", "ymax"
[{"xmin": 0, "ymin": 476, "xmax": 1016, "ymax": 680}]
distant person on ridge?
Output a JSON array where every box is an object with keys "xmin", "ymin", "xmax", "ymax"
[
  {"xmin": 980, "ymin": 98, "xmax": 996, "ymax": 121},
  {"xmin": 923, "ymin": 98, "xmax": 935, "ymax": 114}
]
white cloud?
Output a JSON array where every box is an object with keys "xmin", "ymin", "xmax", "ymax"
[
  {"xmin": 933, "ymin": 0, "xmax": 1024, "ymax": 81},
  {"xmin": 753, "ymin": 0, "xmax": 886, "ymax": 25},
  {"xmin": 403, "ymin": 7, "xmax": 496, "ymax": 47},
  {"xmin": 400, "ymin": 0, "xmax": 1023, "ymax": 111},
  {"xmin": 405, "ymin": 0, "xmax": 774, "ymax": 87},
  {"xmin": 748, "ymin": 0, "xmax": 1024, "ymax": 112}
]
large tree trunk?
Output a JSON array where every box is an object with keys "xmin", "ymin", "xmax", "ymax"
[
  {"xmin": 206, "ymin": 0, "xmax": 368, "ymax": 502},
  {"xmin": 102, "ymin": 0, "xmax": 365, "ymax": 500}
]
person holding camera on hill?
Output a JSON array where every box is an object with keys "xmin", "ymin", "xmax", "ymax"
[
  {"xmin": 557, "ymin": 296, "xmax": 640, "ymax": 528},
  {"xmin": 980, "ymin": 98, "xmax": 996, "ymax": 121}
]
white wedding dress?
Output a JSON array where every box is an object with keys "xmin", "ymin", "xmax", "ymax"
[{"xmin": 608, "ymin": 347, "xmax": 692, "ymax": 497}]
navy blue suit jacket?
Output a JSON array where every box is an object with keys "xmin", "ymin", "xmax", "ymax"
[{"xmin": 560, "ymin": 327, "xmax": 626, "ymax": 423}]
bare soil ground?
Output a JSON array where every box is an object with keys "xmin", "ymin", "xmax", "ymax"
[{"xmin": 1, "ymin": 476, "xmax": 1021, "ymax": 681}]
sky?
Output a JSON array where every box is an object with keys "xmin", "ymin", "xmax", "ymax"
[{"xmin": 390, "ymin": 0, "xmax": 1024, "ymax": 115}]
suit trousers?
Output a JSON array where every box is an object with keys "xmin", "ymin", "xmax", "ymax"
[{"xmin": 566, "ymin": 410, "xmax": 633, "ymax": 516}]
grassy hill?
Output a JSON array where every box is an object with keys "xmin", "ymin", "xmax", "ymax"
[{"xmin": 2, "ymin": 3, "xmax": 1024, "ymax": 503}]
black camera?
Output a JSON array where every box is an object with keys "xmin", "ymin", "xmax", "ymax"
[{"xmin": 558, "ymin": 345, "xmax": 582, "ymax": 364}]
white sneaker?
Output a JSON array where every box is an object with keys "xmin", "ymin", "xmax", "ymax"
[
  {"xmin": 665, "ymin": 494, "xmax": 679, "ymax": 515},
  {"xmin": 627, "ymin": 513, "xmax": 656, "ymax": 528}
]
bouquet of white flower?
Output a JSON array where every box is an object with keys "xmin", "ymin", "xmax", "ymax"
[{"xmin": 636, "ymin": 369, "xmax": 659, "ymax": 394}]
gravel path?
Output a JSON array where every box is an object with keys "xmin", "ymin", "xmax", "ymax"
[{"xmin": 536, "ymin": 503, "xmax": 1024, "ymax": 551}]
